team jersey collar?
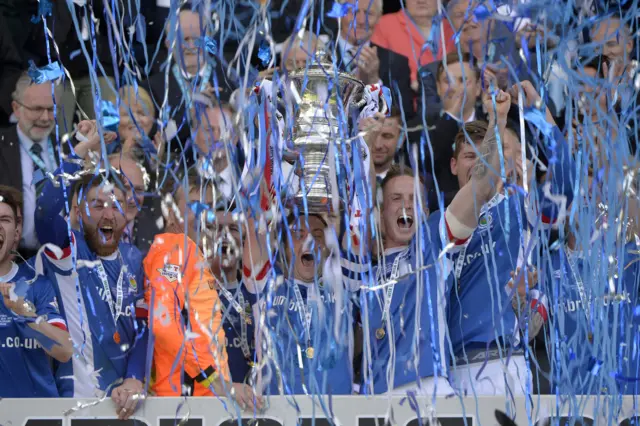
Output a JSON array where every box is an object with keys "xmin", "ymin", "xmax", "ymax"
[
  {"xmin": 98, "ymin": 250, "xmax": 119, "ymax": 261},
  {"xmin": 0, "ymin": 262, "xmax": 19, "ymax": 283},
  {"xmin": 383, "ymin": 246, "xmax": 408, "ymax": 257}
]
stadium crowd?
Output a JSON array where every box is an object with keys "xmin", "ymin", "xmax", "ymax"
[{"xmin": 0, "ymin": 0, "xmax": 640, "ymax": 420}]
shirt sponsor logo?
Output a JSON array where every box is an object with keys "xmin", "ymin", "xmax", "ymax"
[
  {"xmin": 158, "ymin": 264, "xmax": 181, "ymax": 282},
  {"xmin": 461, "ymin": 241, "xmax": 497, "ymax": 268},
  {"xmin": 272, "ymin": 292, "xmax": 337, "ymax": 311},
  {"xmin": 561, "ymin": 291, "xmax": 631, "ymax": 313},
  {"xmin": 2, "ymin": 336, "xmax": 42, "ymax": 350}
]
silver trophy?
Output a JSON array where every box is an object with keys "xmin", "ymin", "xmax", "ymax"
[{"xmin": 285, "ymin": 50, "xmax": 388, "ymax": 213}]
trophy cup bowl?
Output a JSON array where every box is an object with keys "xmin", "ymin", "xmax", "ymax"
[{"xmin": 285, "ymin": 51, "xmax": 384, "ymax": 213}]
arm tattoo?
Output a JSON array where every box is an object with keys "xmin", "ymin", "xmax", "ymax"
[{"xmin": 472, "ymin": 125, "xmax": 499, "ymax": 179}]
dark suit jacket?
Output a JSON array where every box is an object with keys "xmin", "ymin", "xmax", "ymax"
[
  {"xmin": 145, "ymin": 58, "xmax": 238, "ymax": 159},
  {"xmin": 0, "ymin": 125, "xmax": 62, "ymax": 260},
  {"xmin": 0, "ymin": 126, "xmax": 23, "ymax": 192},
  {"xmin": 406, "ymin": 107, "xmax": 487, "ymax": 209},
  {"xmin": 333, "ymin": 41, "xmax": 415, "ymax": 120}
]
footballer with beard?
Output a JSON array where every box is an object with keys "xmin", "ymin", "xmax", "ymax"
[{"xmin": 34, "ymin": 125, "xmax": 148, "ymax": 419}]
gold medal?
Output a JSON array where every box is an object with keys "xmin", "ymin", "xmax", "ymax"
[
  {"xmin": 588, "ymin": 332, "xmax": 593, "ymax": 343},
  {"xmin": 375, "ymin": 328, "xmax": 386, "ymax": 340},
  {"xmin": 113, "ymin": 331, "xmax": 121, "ymax": 344},
  {"xmin": 305, "ymin": 347, "xmax": 315, "ymax": 359}
]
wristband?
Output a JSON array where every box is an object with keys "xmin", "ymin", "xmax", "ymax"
[
  {"xmin": 200, "ymin": 371, "xmax": 220, "ymax": 389},
  {"xmin": 445, "ymin": 209, "xmax": 475, "ymax": 242}
]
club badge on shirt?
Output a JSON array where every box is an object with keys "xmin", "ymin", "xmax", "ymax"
[
  {"xmin": 128, "ymin": 275, "xmax": 138, "ymax": 291},
  {"xmin": 158, "ymin": 264, "xmax": 180, "ymax": 282},
  {"xmin": 478, "ymin": 212, "xmax": 493, "ymax": 231}
]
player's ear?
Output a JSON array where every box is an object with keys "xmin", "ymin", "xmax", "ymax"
[{"xmin": 450, "ymin": 157, "xmax": 458, "ymax": 176}]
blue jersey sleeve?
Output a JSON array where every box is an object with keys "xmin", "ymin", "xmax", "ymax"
[
  {"xmin": 33, "ymin": 275, "xmax": 67, "ymax": 330},
  {"xmin": 125, "ymin": 248, "xmax": 148, "ymax": 381},
  {"xmin": 531, "ymin": 126, "xmax": 575, "ymax": 227},
  {"xmin": 340, "ymin": 249, "xmax": 371, "ymax": 292},
  {"xmin": 35, "ymin": 161, "xmax": 82, "ymax": 248},
  {"xmin": 53, "ymin": 359, "xmax": 74, "ymax": 397}
]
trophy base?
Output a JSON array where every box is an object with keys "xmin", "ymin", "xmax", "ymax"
[{"xmin": 288, "ymin": 192, "xmax": 345, "ymax": 215}]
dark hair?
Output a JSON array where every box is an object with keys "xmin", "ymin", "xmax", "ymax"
[
  {"xmin": 453, "ymin": 120, "xmax": 489, "ymax": 159},
  {"xmin": 436, "ymin": 52, "xmax": 481, "ymax": 82},
  {"xmin": 0, "ymin": 185, "xmax": 23, "ymax": 224},
  {"xmin": 285, "ymin": 212, "xmax": 328, "ymax": 229}
]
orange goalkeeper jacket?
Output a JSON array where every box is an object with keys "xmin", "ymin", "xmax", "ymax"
[{"xmin": 144, "ymin": 233, "xmax": 230, "ymax": 396}]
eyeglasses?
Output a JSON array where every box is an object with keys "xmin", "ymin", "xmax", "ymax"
[{"xmin": 16, "ymin": 100, "xmax": 56, "ymax": 117}]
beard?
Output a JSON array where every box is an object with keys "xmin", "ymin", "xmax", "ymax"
[{"xmin": 83, "ymin": 224, "xmax": 123, "ymax": 257}]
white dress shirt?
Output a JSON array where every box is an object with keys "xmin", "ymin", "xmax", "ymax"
[
  {"xmin": 17, "ymin": 126, "xmax": 54, "ymax": 251},
  {"xmin": 338, "ymin": 36, "xmax": 360, "ymax": 68},
  {"xmin": 445, "ymin": 109, "xmax": 476, "ymax": 124}
]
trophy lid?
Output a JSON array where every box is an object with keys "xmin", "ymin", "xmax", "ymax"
[{"xmin": 288, "ymin": 49, "xmax": 364, "ymax": 87}]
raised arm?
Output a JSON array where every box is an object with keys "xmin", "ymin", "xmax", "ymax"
[
  {"xmin": 509, "ymin": 81, "xmax": 574, "ymax": 225},
  {"xmin": 445, "ymin": 90, "xmax": 512, "ymax": 242},
  {"xmin": 35, "ymin": 121, "xmax": 118, "ymax": 248}
]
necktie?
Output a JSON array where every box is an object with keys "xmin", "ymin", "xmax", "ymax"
[
  {"xmin": 347, "ymin": 48, "xmax": 358, "ymax": 72},
  {"xmin": 30, "ymin": 143, "xmax": 46, "ymax": 198},
  {"xmin": 30, "ymin": 143, "xmax": 44, "ymax": 171}
]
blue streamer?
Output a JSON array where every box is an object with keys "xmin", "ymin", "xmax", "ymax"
[{"xmin": 27, "ymin": 60, "xmax": 64, "ymax": 84}]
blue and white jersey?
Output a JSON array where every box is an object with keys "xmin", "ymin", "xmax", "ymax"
[
  {"xmin": 34, "ymin": 234, "xmax": 148, "ymax": 397},
  {"xmin": 35, "ymin": 162, "xmax": 149, "ymax": 397},
  {"xmin": 0, "ymin": 262, "xmax": 67, "ymax": 397},
  {"xmin": 355, "ymin": 214, "xmax": 452, "ymax": 394},
  {"xmin": 217, "ymin": 281, "xmax": 256, "ymax": 383},
  {"xmin": 244, "ymin": 263, "xmax": 355, "ymax": 395},
  {"xmin": 543, "ymin": 242, "xmax": 640, "ymax": 395},
  {"xmin": 444, "ymin": 126, "xmax": 574, "ymax": 357}
]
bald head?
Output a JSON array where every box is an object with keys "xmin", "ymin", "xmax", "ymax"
[{"xmin": 591, "ymin": 17, "xmax": 634, "ymax": 63}]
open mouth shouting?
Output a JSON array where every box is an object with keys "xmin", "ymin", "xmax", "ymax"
[
  {"xmin": 0, "ymin": 233, "xmax": 5, "ymax": 251},
  {"xmin": 396, "ymin": 213, "xmax": 414, "ymax": 230},
  {"xmin": 99, "ymin": 225, "xmax": 115, "ymax": 243},
  {"xmin": 301, "ymin": 252, "xmax": 315, "ymax": 268}
]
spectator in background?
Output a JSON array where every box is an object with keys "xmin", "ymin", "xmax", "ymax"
[
  {"xmin": 282, "ymin": 31, "xmax": 325, "ymax": 72},
  {"xmin": 370, "ymin": 0, "xmax": 455, "ymax": 92},
  {"xmin": 116, "ymin": 85, "xmax": 163, "ymax": 158},
  {"xmin": 0, "ymin": 72, "xmax": 62, "ymax": 260},
  {"xmin": 409, "ymin": 52, "xmax": 484, "ymax": 207},
  {"xmin": 0, "ymin": 13, "xmax": 24, "ymax": 127},
  {"xmin": 591, "ymin": 16, "xmax": 635, "ymax": 74},
  {"xmin": 359, "ymin": 108, "xmax": 404, "ymax": 203},
  {"xmin": 333, "ymin": 0, "xmax": 414, "ymax": 116},
  {"xmin": 147, "ymin": 6, "xmax": 237, "ymax": 158},
  {"xmin": 418, "ymin": 0, "xmax": 531, "ymax": 120},
  {"xmin": 189, "ymin": 96, "xmax": 240, "ymax": 201}
]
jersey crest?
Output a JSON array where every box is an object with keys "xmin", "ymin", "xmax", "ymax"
[{"xmin": 478, "ymin": 211, "xmax": 493, "ymax": 231}]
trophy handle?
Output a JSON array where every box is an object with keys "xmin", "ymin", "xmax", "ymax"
[{"xmin": 353, "ymin": 84, "xmax": 389, "ymax": 115}]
